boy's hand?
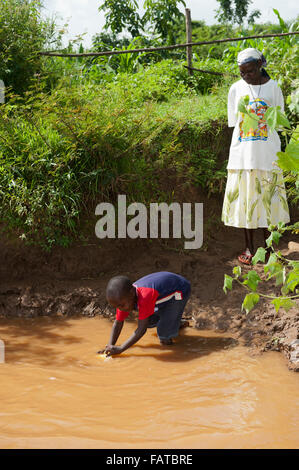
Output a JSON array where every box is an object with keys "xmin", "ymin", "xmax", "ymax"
[
  {"xmin": 97, "ymin": 347, "xmax": 107, "ymax": 355},
  {"xmin": 105, "ymin": 345, "xmax": 123, "ymax": 356},
  {"xmin": 97, "ymin": 344, "xmax": 111, "ymax": 354},
  {"xmin": 97, "ymin": 345, "xmax": 123, "ymax": 356}
]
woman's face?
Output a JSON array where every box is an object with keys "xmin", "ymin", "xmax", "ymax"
[{"xmin": 239, "ymin": 60, "xmax": 262, "ymax": 85}]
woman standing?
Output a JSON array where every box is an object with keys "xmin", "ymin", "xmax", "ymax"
[{"xmin": 222, "ymin": 48, "xmax": 290, "ymax": 265}]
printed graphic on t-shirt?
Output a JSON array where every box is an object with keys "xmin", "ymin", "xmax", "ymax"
[{"xmin": 239, "ymin": 98, "xmax": 268, "ymax": 142}]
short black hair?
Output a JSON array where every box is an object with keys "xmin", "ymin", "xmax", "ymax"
[{"xmin": 106, "ymin": 275, "xmax": 132, "ymax": 301}]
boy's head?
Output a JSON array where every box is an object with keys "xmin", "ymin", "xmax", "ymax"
[{"xmin": 106, "ymin": 275, "xmax": 136, "ymax": 312}]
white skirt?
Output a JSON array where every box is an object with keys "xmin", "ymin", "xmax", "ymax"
[{"xmin": 221, "ymin": 169, "xmax": 290, "ymax": 229}]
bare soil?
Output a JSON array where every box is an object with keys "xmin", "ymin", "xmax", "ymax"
[{"xmin": 0, "ymin": 192, "xmax": 298, "ymax": 371}]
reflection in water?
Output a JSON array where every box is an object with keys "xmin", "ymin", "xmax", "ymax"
[
  {"xmin": 0, "ymin": 316, "xmax": 298, "ymax": 449},
  {"xmin": 122, "ymin": 333, "xmax": 238, "ymax": 362}
]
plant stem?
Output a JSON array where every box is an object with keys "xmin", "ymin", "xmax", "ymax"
[{"xmin": 235, "ymin": 278, "xmax": 299, "ymax": 300}]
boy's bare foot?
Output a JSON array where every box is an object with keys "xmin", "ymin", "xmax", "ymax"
[
  {"xmin": 160, "ymin": 338, "xmax": 173, "ymax": 345},
  {"xmin": 180, "ymin": 320, "xmax": 189, "ymax": 329}
]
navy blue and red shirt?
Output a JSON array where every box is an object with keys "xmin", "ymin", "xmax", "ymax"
[{"xmin": 116, "ymin": 271, "xmax": 191, "ymax": 321}]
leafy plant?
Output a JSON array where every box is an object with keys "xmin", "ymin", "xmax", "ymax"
[
  {"xmin": 116, "ymin": 37, "xmax": 149, "ymax": 73},
  {"xmin": 98, "ymin": 0, "xmax": 186, "ymax": 43},
  {"xmin": 0, "ymin": 0, "xmax": 61, "ymax": 95},
  {"xmin": 224, "ymin": 225, "xmax": 299, "ymax": 314},
  {"xmin": 215, "ymin": 0, "xmax": 261, "ymax": 26},
  {"xmin": 98, "ymin": 0, "xmax": 142, "ymax": 36},
  {"xmin": 223, "ymin": 96, "xmax": 299, "ymax": 314},
  {"xmin": 143, "ymin": 0, "xmax": 186, "ymax": 44}
]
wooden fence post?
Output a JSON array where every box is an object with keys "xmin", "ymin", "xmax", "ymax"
[{"xmin": 185, "ymin": 8, "xmax": 193, "ymax": 76}]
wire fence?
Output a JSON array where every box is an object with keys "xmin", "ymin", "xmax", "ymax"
[{"xmin": 39, "ymin": 31, "xmax": 299, "ymax": 58}]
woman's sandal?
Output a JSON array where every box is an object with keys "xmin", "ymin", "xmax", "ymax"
[{"xmin": 238, "ymin": 252, "xmax": 253, "ymax": 265}]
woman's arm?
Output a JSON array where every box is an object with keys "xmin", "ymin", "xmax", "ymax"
[{"xmin": 105, "ymin": 317, "xmax": 149, "ymax": 355}]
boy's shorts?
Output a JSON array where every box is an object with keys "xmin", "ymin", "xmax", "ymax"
[{"xmin": 147, "ymin": 285, "xmax": 191, "ymax": 341}]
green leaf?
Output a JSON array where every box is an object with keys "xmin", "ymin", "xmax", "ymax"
[
  {"xmin": 285, "ymin": 269, "xmax": 299, "ymax": 292},
  {"xmin": 271, "ymin": 297, "xmax": 296, "ymax": 313},
  {"xmin": 252, "ymin": 247, "xmax": 266, "ymax": 265},
  {"xmin": 289, "ymin": 261, "xmax": 299, "ymax": 269},
  {"xmin": 276, "ymin": 108, "xmax": 291, "ymax": 129},
  {"xmin": 242, "ymin": 270, "xmax": 261, "ymax": 291},
  {"xmin": 264, "ymin": 106, "xmax": 290, "ymax": 132},
  {"xmin": 223, "ymin": 274, "xmax": 233, "ymax": 294},
  {"xmin": 281, "ymin": 284, "xmax": 290, "ymax": 296},
  {"xmin": 275, "ymin": 267, "xmax": 286, "ymax": 286},
  {"xmin": 277, "ymin": 141, "xmax": 299, "ymax": 172},
  {"xmin": 272, "ymin": 9, "xmax": 288, "ymax": 32},
  {"xmin": 233, "ymin": 265, "xmax": 242, "ymax": 278},
  {"xmin": 238, "ymin": 95, "xmax": 250, "ymax": 113},
  {"xmin": 263, "ymin": 253, "xmax": 283, "ymax": 280},
  {"xmin": 265, "ymin": 252, "xmax": 277, "ymax": 266},
  {"xmin": 264, "ymin": 106, "xmax": 278, "ymax": 132},
  {"xmin": 242, "ymin": 113, "xmax": 259, "ymax": 135},
  {"xmin": 277, "ymin": 221, "xmax": 286, "ymax": 231},
  {"xmin": 265, "ymin": 263, "xmax": 284, "ymax": 281},
  {"xmin": 242, "ymin": 293, "xmax": 260, "ymax": 314},
  {"xmin": 266, "ymin": 231, "xmax": 282, "ymax": 248}
]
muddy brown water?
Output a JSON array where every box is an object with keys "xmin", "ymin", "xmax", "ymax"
[{"xmin": 0, "ymin": 316, "xmax": 298, "ymax": 449}]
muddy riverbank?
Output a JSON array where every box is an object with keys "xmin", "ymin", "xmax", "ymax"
[{"xmin": 0, "ymin": 219, "xmax": 298, "ymax": 371}]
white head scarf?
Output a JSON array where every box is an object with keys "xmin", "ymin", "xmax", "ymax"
[{"xmin": 237, "ymin": 48, "xmax": 267, "ymax": 67}]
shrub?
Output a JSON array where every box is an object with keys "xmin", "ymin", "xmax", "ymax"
[
  {"xmin": 0, "ymin": 0, "xmax": 59, "ymax": 95},
  {"xmin": 0, "ymin": 73, "xmax": 229, "ymax": 249}
]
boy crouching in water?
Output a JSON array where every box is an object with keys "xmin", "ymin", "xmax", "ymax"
[{"xmin": 98, "ymin": 271, "xmax": 191, "ymax": 356}]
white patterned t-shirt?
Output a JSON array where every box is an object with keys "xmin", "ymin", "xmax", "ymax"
[{"xmin": 227, "ymin": 79, "xmax": 284, "ymax": 170}]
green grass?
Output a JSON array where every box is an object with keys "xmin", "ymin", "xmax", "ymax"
[{"xmin": 0, "ymin": 58, "xmax": 244, "ymax": 250}]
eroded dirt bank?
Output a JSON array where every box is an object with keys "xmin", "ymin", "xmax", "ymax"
[{"xmin": 0, "ymin": 218, "xmax": 298, "ymax": 371}]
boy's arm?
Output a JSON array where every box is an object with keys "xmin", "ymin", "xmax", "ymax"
[
  {"xmin": 97, "ymin": 319, "xmax": 124, "ymax": 354},
  {"xmin": 109, "ymin": 319, "xmax": 124, "ymax": 345},
  {"xmin": 105, "ymin": 317, "xmax": 149, "ymax": 356}
]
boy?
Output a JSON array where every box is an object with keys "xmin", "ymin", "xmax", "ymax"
[{"xmin": 98, "ymin": 271, "xmax": 191, "ymax": 356}]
